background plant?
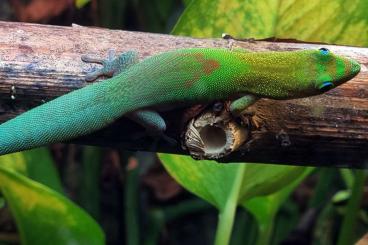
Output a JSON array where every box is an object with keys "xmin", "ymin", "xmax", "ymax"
[{"xmin": 0, "ymin": 0, "xmax": 367, "ymax": 245}]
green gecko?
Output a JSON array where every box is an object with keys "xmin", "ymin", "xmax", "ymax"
[{"xmin": 0, "ymin": 47, "xmax": 361, "ymax": 155}]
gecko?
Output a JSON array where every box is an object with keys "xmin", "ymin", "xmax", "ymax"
[{"xmin": 0, "ymin": 47, "xmax": 361, "ymax": 155}]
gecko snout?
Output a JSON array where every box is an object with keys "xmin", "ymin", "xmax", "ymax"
[{"xmin": 350, "ymin": 58, "xmax": 361, "ymax": 76}]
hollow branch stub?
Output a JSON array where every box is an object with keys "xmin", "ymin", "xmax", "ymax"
[{"xmin": 183, "ymin": 108, "xmax": 249, "ymax": 160}]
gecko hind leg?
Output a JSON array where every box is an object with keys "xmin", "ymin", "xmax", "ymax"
[
  {"xmin": 127, "ymin": 110, "xmax": 177, "ymax": 149},
  {"xmin": 81, "ymin": 50, "xmax": 139, "ymax": 81}
]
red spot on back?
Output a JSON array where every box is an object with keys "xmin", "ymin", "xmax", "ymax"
[
  {"xmin": 192, "ymin": 53, "xmax": 220, "ymax": 75},
  {"xmin": 179, "ymin": 52, "xmax": 221, "ymax": 88},
  {"xmin": 202, "ymin": 59, "xmax": 220, "ymax": 75}
]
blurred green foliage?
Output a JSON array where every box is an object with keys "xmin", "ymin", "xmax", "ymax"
[
  {"xmin": 159, "ymin": 154, "xmax": 312, "ymax": 244},
  {"xmin": 173, "ymin": 0, "xmax": 368, "ymax": 46},
  {"xmin": 76, "ymin": 0, "xmax": 90, "ymax": 9},
  {"xmin": 97, "ymin": 0, "xmax": 182, "ymax": 33},
  {"xmin": 0, "ymin": 0, "xmax": 367, "ymax": 245},
  {"xmin": 0, "ymin": 148, "xmax": 63, "ymax": 193},
  {"xmin": 0, "ymin": 164, "xmax": 104, "ymax": 245}
]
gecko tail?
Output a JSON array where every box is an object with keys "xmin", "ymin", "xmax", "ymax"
[{"xmin": 0, "ymin": 80, "xmax": 133, "ymax": 156}]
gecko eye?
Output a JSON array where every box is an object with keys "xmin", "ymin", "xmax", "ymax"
[
  {"xmin": 319, "ymin": 48, "xmax": 330, "ymax": 55},
  {"xmin": 319, "ymin": 81, "xmax": 334, "ymax": 92}
]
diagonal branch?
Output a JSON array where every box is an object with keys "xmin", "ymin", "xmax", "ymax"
[{"xmin": 0, "ymin": 21, "xmax": 367, "ymax": 168}]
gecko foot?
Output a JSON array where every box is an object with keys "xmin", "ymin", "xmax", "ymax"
[{"xmin": 81, "ymin": 49, "xmax": 139, "ymax": 82}]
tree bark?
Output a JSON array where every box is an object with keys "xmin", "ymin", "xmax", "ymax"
[{"xmin": 0, "ymin": 21, "xmax": 367, "ymax": 168}]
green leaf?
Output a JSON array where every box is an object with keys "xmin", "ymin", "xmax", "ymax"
[
  {"xmin": 75, "ymin": 0, "xmax": 91, "ymax": 9},
  {"xmin": 182, "ymin": 0, "xmax": 194, "ymax": 6},
  {"xmin": 160, "ymin": 154, "xmax": 310, "ymax": 210},
  {"xmin": 0, "ymin": 148, "xmax": 63, "ymax": 194},
  {"xmin": 333, "ymin": 190, "xmax": 350, "ymax": 204},
  {"xmin": 340, "ymin": 169, "xmax": 354, "ymax": 188},
  {"xmin": 160, "ymin": 154, "xmax": 239, "ymax": 209},
  {"xmin": 23, "ymin": 148, "xmax": 64, "ymax": 194},
  {"xmin": 0, "ymin": 166, "xmax": 105, "ymax": 245},
  {"xmin": 0, "ymin": 151, "xmax": 28, "ymax": 175},
  {"xmin": 172, "ymin": 0, "xmax": 368, "ymax": 46},
  {"xmin": 242, "ymin": 168, "xmax": 313, "ymax": 244},
  {"xmin": 159, "ymin": 154, "xmax": 311, "ymax": 244},
  {"xmin": 238, "ymin": 164, "xmax": 310, "ymax": 201}
]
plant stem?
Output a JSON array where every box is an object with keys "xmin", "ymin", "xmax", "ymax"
[
  {"xmin": 79, "ymin": 146, "xmax": 101, "ymax": 220},
  {"xmin": 309, "ymin": 168, "xmax": 337, "ymax": 208},
  {"xmin": 256, "ymin": 217, "xmax": 275, "ymax": 245},
  {"xmin": 144, "ymin": 209, "xmax": 165, "ymax": 245},
  {"xmin": 214, "ymin": 165, "xmax": 245, "ymax": 245},
  {"xmin": 337, "ymin": 170, "xmax": 366, "ymax": 245},
  {"xmin": 230, "ymin": 209, "xmax": 258, "ymax": 245},
  {"xmin": 124, "ymin": 156, "xmax": 140, "ymax": 245}
]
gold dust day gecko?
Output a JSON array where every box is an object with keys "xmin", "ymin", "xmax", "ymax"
[{"xmin": 0, "ymin": 47, "xmax": 361, "ymax": 155}]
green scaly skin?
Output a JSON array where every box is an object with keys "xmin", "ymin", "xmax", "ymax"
[{"xmin": 0, "ymin": 48, "xmax": 360, "ymax": 155}]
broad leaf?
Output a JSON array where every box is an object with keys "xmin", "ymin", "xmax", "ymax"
[
  {"xmin": 173, "ymin": 0, "xmax": 368, "ymax": 46},
  {"xmin": 159, "ymin": 154, "xmax": 309, "ymax": 210},
  {"xmin": 0, "ymin": 148, "xmax": 63, "ymax": 193},
  {"xmin": 160, "ymin": 154, "xmax": 239, "ymax": 209},
  {"xmin": 0, "ymin": 166, "xmax": 105, "ymax": 245},
  {"xmin": 242, "ymin": 168, "xmax": 313, "ymax": 244},
  {"xmin": 160, "ymin": 154, "xmax": 311, "ymax": 244}
]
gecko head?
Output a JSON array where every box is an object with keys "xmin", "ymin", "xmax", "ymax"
[
  {"xmin": 308, "ymin": 48, "xmax": 360, "ymax": 95},
  {"xmin": 236, "ymin": 48, "xmax": 360, "ymax": 100}
]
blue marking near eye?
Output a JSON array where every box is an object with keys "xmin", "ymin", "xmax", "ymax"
[
  {"xmin": 319, "ymin": 81, "xmax": 333, "ymax": 91},
  {"xmin": 319, "ymin": 48, "xmax": 329, "ymax": 55}
]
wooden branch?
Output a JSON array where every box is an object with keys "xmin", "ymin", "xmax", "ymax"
[{"xmin": 0, "ymin": 21, "xmax": 367, "ymax": 168}]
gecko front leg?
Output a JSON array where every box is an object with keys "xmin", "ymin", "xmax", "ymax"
[
  {"xmin": 230, "ymin": 95, "xmax": 264, "ymax": 128},
  {"xmin": 230, "ymin": 95, "xmax": 258, "ymax": 116}
]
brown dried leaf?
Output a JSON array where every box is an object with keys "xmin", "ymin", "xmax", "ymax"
[{"xmin": 11, "ymin": 0, "xmax": 73, "ymax": 22}]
